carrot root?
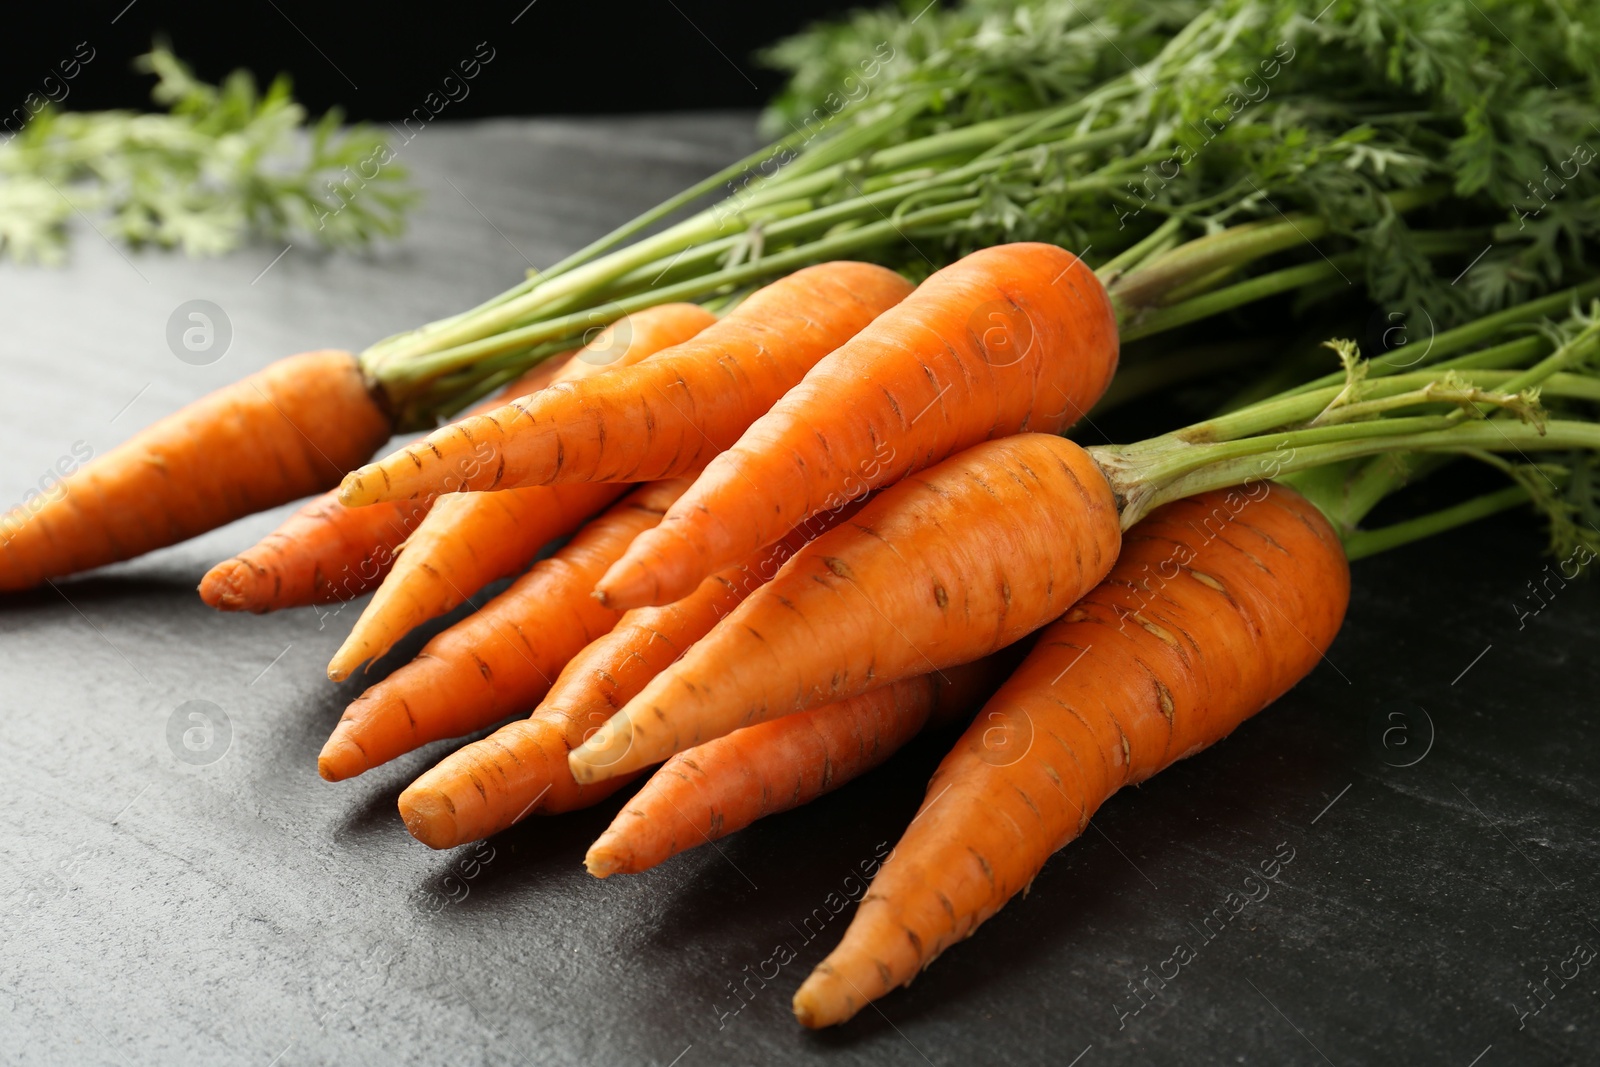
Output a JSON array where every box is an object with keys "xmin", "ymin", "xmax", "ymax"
[
  {"xmin": 584, "ymin": 659, "xmax": 1003, "ymax": 878},
  {"xmin": 1, "ymin": 351, "xmax": 391, "ymax": 591},
  {"xmin": 596, "ymin": 243, "xmax": 1119, "ymax": 609},
  {"xmin": 337, "ymin": 263, "xmax": 914, "ymax": 505},
  {"xmin": 792, "ymin": 484, "xmax": 1350, "ymax": 1027},
  {"xmin": 317, "ymin": 478, "xmax": 693, "ymax": 781},
  {"xmin": 569, "ymin": 433, "xmax": 1121, "ymax": 783}
]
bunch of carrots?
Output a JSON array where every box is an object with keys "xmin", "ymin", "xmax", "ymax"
[{"xmin": 6, "ymin": 0, "xmax": 1600, "ymax": 1029}]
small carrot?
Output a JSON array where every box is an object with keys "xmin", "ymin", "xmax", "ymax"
[
  {"xmin": 396, "ymin": 498, "xmax": 864, "ymax": 849},
  {"xmin": 597, "ymin": 242, "xmax": 1118, "ymax": 609},
  {"xmin": 324, "ymin": 303, "xmax": 716, "ymax": 680},
  {"xmin": 584, "ymin": 658, "xmax": 1005, "ymax": 878},
  {"xmin": 336, "ymin": 262, "xmax": 915, "ymax": 505},
  {"xmin": 791, "ymin": 484, "xmax": 1350, "ymax": 1027},
  {"xmin": 568, "ymin": 432, "xmax": 1121, "ymax": 783},
  {"xmin": 317, "ymin": 477, "xmax": 693, "ymax": 782},
  {"xmin": 196, "ymin": 351, "xmax": 583, "ymax": 613},
  {"xmin": 197, "ymin": 493, "xmax": 429, "ymax": 611},
  {"xmin": 0, "ymin": 351, "xmax": 392, "ymax": 592}
]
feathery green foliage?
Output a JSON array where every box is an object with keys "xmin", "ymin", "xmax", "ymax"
[{"xmin": 0, "ymin": 46, "xmax": 413, "ymax": 263}]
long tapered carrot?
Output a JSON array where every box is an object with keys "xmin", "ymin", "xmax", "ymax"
[
  {"xmin": 584, "ymin": 658, "xmax": 1005, "ymax": 878},
  {"xmin": 568, "ymin": 432, "xmax": 1122, "ymax": 783},
  {"xmin": 0, "ymin": 351, "xmax": 392, "ymax": 592},
  {"xmin": 336, "ymin": 262, "xmax": 915, "ymax": 505},
  {"xmin": 396, "ymin": 497, "xmax": 865, "ymax": 849},
  {"xmin": 317, "ymin": 477, "xmax": 693, "ymax": 782},
  {"xmin": 197, "ymin": 492, "xmax": 430, "ymax": 611},
  {"xmin": 195, "ymin": 351, "xmax": 584, "ymax": 613},
  {"xmin": 792, "ymin": 484, "xmax": 1350, "ymax": 1027},
  {"xmin": 325, "ymin": 304, "xmax": 717, "ymax": 679},
  {"xmin": 597, "ymin": 243, "xmax": 1118, "ymax": 609}
]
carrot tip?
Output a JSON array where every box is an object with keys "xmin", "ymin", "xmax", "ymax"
[
  {"xmin": 337, "ymin": 471, "xmax": 377, "ymax": 507},
  {"xmin": 197, "ymin": 559, "xmax": 254, "ymax": 611},
  {"xmin": 583, "ymin": 846, "xmax": 624, "ymax": 879},
  {"xmin": 791, "ymin": 979, "xmax": 848, "ymax": 1029},
  {"xmin": 397, "ymin": 786, "xmax": 459, "ymax": 850},
  {"xmin": 317, "ymin": 734, "xmax": 368, "ymax": 782},
  {"xmin": 591, "ymin": 565, "xmax": 656, "ymax": 612}
]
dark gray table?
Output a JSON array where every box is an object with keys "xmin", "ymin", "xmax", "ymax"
[{"xmin": 2, "ymin": 115, "xmax": 1596, "ymax": 1067}]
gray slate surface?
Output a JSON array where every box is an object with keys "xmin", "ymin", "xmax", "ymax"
[{"xmin": 1, "ymin": 114, "xmax": 1597, "ymax": 1067}]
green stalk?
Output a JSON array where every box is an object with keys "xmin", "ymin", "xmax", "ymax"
[
  {"xmin": 1107, "ymin": 418, "xmax": 1600, "ymax": 527},
  {"xmin": 1280, "ymin": 277, "xmax": 1600, "ymax": 395},
  {"xmin": 379, "ymin": 199, "xmax": 980, "ymax": 403},
  {"xmin": 1341, "ymin": 484, "xmax": 1533, "ymax": 560}
]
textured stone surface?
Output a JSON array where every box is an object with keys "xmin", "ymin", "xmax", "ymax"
[{"xmin": 1, "ymin": 115, "xmax": 1596, "ymax": 1066}]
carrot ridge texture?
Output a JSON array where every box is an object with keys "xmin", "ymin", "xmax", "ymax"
[
  {"xmin": 196, "ymin": 349, "xmax": 585, "ymax": 614},
  {"xmin": 336, "ymin": 262, "xmax": 915, "ymax": 506},
  {"xmin": 569, "ymin": 433, "xmax": 1122, "ymax": 783},
  {"xmin": 597, "ymin": 242, "xmax": 1119, "ymax": 609},
  {"xmin": 316, "ymin": 478, "xmax": 692, "ymax": 782},
  {"xmin": 198, "ymin": 492, "xmax": 428, "ymax": 610},
  {"xmin": 585, "ymin": 659, "xmax": 1003, "ymax": 878},
  {"xmin": 792, "ymin": 483, "xmax": 1350, "ymax": 1027},
  {"xmin": 1, "ymin": 350, "xmax": 391, "ymax": 592},
  {"xmin": 396, "ymin": 499, "xmax": 864, "ymax": 849},
  {"xmin": 325, "ymin": 304, "xmax": 716, "ymax": 679}
]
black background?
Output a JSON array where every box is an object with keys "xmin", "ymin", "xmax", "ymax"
[{"xmin": 2, "ymin": 1, "xmax": 865, "ymax": 121}]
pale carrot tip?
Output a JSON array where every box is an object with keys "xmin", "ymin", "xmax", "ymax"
[
  {"xmin": 326, "ymin": 645, "xmax": 364, "ymax": 682},
  {"xmin": 337, "ymin": 471, "xmax": 377, "ymax": 507},
  {"xmin": 583, "ymin": 846, "xmax": 623, "ymax": 878},
  {"xmin": 791, "ymin": 995, "xmax": 822, "ymax": 1030},
  {"xmin": 397, "ymin": 787, "xmax": 459, "ymax": 850},
  {"xmin": 317, "ymin": 734, "xmax": 368, "ymax": 782},
  {"xmin": 197, "ymin": 559, "xmax": 252, "ymax": 611},
  {"xmin": 566, "ymin": 747, "xmax": 609, "ymax": 785}
]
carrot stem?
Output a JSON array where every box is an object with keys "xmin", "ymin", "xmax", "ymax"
[{"xmin": 1343, "ymin": 483, "xmax": 1535, "ymax": 560}]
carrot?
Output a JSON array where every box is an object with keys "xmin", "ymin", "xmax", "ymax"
[
  {"xmin": 317, "ymin": 477, "xmax": 693, "ymax": 782},
  {"xmin": 584, "ymin": 658, "xmax": 1005, "ymax": 878},
  {"xmin": 568, "ymin": 432, "xmax": 1121, "ymax": 784},
  {"xmin": 791, "ymin": 483, "xmax": 1350, "ymax": 1027},
  {"xmin": 0, "ymin": 350, "xmax": 392, "ymax": 592},
  {"xmin": 195, "ymin": 351, "xmax": 584, "ymax": 613},
  {"xmin": 597, "ymin": 242, "xmax": 1118, "ymax": 609},
  {"xmin": 396, "ymin": 497, "xmax": 865, "ymax": 849},
  {"xmin": 336, "ymin": 262, "xmax": 915, "ymax": 506},
  {"xmin": 197, "ymin": 493, "xmax": 429, "ymax": 611},
  {"xmin": 325, "ymin": 303, "xmax": 716, "ymax": 680}
]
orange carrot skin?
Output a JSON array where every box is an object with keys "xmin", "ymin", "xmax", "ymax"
[
  {"xmin": 586, "ymin": 659, "xmax": 1005, "ymax": 878},
  {"xmin": 793, "ymin": 484, "xmax": 1350, "ymax": 1027},
  {"xmin": 337, "ymin": 262, "xmax": 915, "ymax": 505},
  {"xmin": 0, "ymin": 351, "xmax": 392, "ymax": 592},
  {"xmin": 198, "ymin": 492, "xmax": 429, "ymax": 610},
  {"xmin": 196, "ymin": 355, "xmax": 583, "ymax": 613},
  {"xmin": 326, "ymin": 304, "xmax": 717, "ymax": 679},
  {"xmin": 569, "ymin": 433, "xmax": 1122, "ymax": 783},
  {"xmin": 396, "ymin": 498, "xmax": 866, "ymax": 849},
  {"xmin": 598, "ymin": 242, "xmax": 1119, "ymax": 609},
  {"xmin": 317, "ymin": 477, "xmax": 693, "ymax": 782}
]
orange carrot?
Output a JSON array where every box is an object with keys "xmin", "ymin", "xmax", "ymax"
[
  {"xmin": 336, "ymin": 262, "xmax": 915, "ymax": 505},
  {"xmin": 585, "ymin": 658, "xmax": 1005, "ymax": 878},
  {"xmin": 568, "ymin": 432, "xmax": 1121, "ymax": 783},
  {"xmin": 196, "ymin": 352, "xmax": 583, "ymax": 613},
  {"xmin": 325, "ymin": 303, "xmax": 716, "ymax": 680},
  {"xmin": 598, "ymin": 242, "xmax": 1118, "ymax": 609},
  {"xmin": 792, "ymin": 484, "xmax": 1350, "ymax": 1027},
  {"xmin": 197, "ymin": 493, "xmax": 429, "ymax": 611},
  {"xmin": 396, "ymin": 497, "xmax": 865, "ymax": 849},
  {"xmin": 317, "ymin": 477, "xmax": 693, "ymax": 782},
  {"xmin": 0, "ymin": 351, "xmax": 392, "ymax": 592}
]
